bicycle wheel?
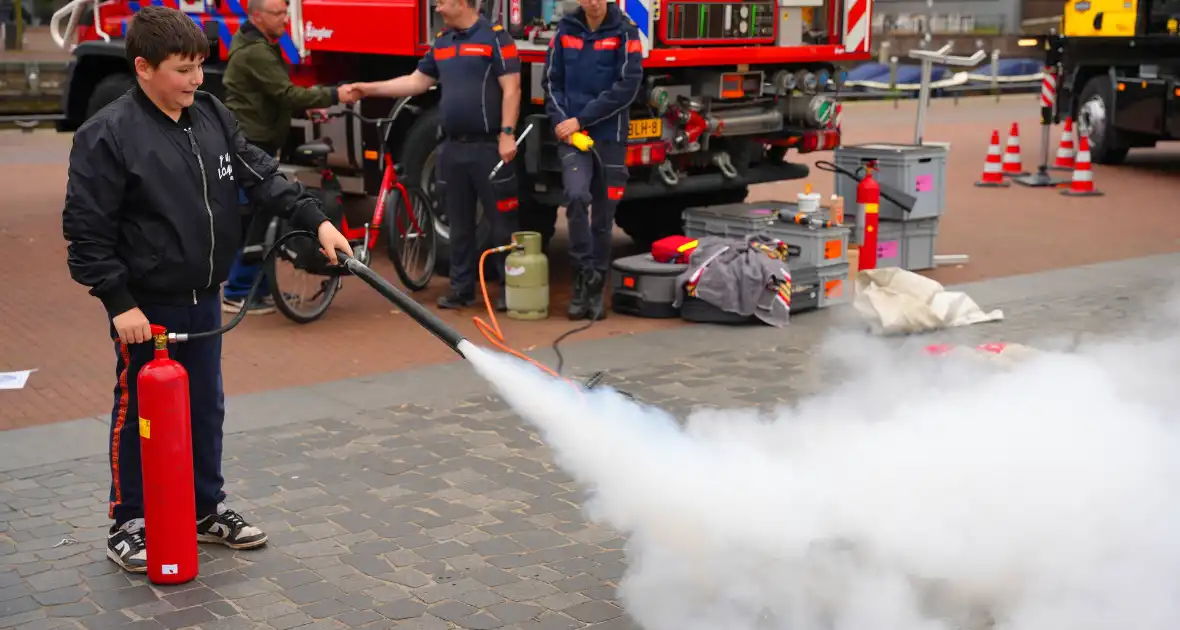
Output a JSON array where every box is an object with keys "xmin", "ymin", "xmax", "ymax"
[
  {"xmin": 386, "ymin": 185, "xmax": 438, "ymax": 292},
  {"xmin": 265, "ymin": 223, "xmax": 342, "ymax": 324}
]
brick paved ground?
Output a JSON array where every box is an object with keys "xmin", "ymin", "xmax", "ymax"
[{"xmin": 1, "ymin": 252, "xmax": 1177, "ymax": 630}]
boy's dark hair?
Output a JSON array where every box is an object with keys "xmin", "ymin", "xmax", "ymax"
[{"xmin": 125, "ymin": 5, "xmax": 210, "ymax": 68}]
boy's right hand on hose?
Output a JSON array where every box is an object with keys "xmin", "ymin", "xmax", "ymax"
[{"xmin": 113, "ymin": 308, "xmax": 153, "ymax": 345}]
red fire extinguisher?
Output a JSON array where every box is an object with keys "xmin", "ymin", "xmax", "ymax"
[
  {"xmin": 856, "ymin": 162, "xmax": 881, "ymax": 271},
  {"xmin": 138, "ymin": 324, "xmax": 199, "ymax": 585}
]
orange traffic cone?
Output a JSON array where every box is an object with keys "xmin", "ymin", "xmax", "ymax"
[
  {"xmin": 1060, "ymin": 134, "xmax": 1103, "ymax": 197},
  {"xmin": 1052, "ymin": 117, "xmax": 1076, "ymax": 171},
  {"xmin": 974, "ymin": 130, "xmax": 1011, "ymax": 188},
  {"xmin": 1001, "ymin": 122, "xmax": 1028, "ymax": 176}
]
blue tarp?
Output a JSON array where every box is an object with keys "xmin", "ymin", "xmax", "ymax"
[
  {"xmin": 845, "ymin": 56, "xmax": 1045, "ymax": 84},
  {"xmin": 891, "ymin": 64, "xmax": 954, "ymax": 84},
  {"xmin": 982, "ymin": 57, "xmax": 1042, "ymax": 76},
  {"xmin": 846, "ymin": 62, "xmax": 891, "ymax": 83}
]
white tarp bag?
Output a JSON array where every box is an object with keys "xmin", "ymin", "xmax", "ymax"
[{"xmin": 852, "ymin": 268, "xmax": 1004, "ymax": 335}]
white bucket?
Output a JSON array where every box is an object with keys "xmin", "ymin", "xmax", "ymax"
[{"xmin": 796, "ymin": 192, "xmax": 822, "ymax": 214}]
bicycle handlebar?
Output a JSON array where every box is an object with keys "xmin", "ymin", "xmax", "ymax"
[
  {"xmin": 162, "ymin": 229, "xmax": 314, "ymax": 344},
  {"xmin": 157, "ymin": 229, "xmax": 468, "ymax": 358},
  {"xmin": 321, "ymin": 109, "xmax": 396, "ymax": 127}
]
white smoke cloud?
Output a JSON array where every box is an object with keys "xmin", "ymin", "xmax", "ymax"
[{"xmin": 465, "ymin": 302, "xmax": 1180, "ymax": 630}]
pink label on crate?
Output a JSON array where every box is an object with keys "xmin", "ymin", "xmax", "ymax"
[
  {"xmin": 915, "ymin": 174, "xmax": 933, "ymax": 192},
  {"xmin": 878, "ymin": 240, "xmax": 899, "ymax": 259},
  {"xmin": 750, "ymin": 208, "xmax": 774, "ymax": 216}
]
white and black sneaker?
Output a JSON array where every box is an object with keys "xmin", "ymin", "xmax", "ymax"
[
  {"xmin": 107, "ymin": 518, "xmax": 148, "ymax": 573},
  {"xmin": 196, "ymin": 505, "xmax": 268, "ymax": 550}
]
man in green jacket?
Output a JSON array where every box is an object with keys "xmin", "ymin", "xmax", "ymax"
[{"xmin": 220, "ymin": 0, "xmax": 358, "ymax": 314}]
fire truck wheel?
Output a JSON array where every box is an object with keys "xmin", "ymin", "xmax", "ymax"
[
  {"xmin": 616, "ymin": 187, "xmax": 748, "ymax": 250},
  {"xmin": 397, "ymin": 107, "xmax": 492, "ymax": 278},
  {"xmin": 1076, "ymin": 75, "xmax": 1129, "ymax": 165},
  {"xmin": 615, "ymin": 198, "xmax": 687, "ymax": 251},
  {"xmin": 86, "ymin": 73, "xmax": 136, "ymax": 120}
]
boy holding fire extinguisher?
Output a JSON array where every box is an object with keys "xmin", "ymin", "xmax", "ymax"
[{"xmin": 61, "ymin": 5, "xmax": 353, "ymax": 573}]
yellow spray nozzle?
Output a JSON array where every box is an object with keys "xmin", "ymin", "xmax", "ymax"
[{"xmin": 571, "ymin": 131, "xmax": 594, "ymax": 152}]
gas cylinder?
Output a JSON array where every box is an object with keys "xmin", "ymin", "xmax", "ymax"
[
  {"xmin": 504, "ymin": 231, "xmax": 549, "ymax": 320},
  {"xmin": 137, "ymin": 325, "xmax": 199, "ymax": 585}
]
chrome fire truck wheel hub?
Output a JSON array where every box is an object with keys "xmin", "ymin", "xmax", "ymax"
[
  {"xmin": 421, "ymin": 145, "xmax": 486, "ymax": 243},
  {"xmin": 1078, "ymin": 96, "xmax": 1107, "ymax": 150}
]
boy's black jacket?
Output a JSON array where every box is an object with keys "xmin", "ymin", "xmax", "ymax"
[{"xmin": 62, "ymin": 86, "xmax": 329, "ymax": 319}]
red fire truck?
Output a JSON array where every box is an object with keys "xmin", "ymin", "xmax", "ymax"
[{"xmin": 50, "ymin": 0, "xmax": 871, "ymax": 270}]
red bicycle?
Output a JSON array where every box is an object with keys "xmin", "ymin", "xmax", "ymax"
[{"xmin": 265, "ymin": 109, "xmax": 438, "ymax": 324}]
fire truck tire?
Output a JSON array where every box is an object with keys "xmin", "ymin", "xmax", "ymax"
[
  {"xmin": 397, "ymin": 107, "xmax": 492, "ymax": 278},
  {"xmin": 86, "ymin": 73, "xmax": 136, "ymax": 120},
  {"xmin": 1076, "ymin": 75, "xmax": 1129, "ymax": 165},
  {"xmin": 617, "ymin": 187, "xmax": 748, "ymax": 251}
]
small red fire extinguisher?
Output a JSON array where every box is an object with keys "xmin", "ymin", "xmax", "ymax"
[
  {"xmin": 856, "ymin": 162, "xmax": 881, "ymax": 271},
  {"xmin": 138, "ymin": 324, "xmax": 199, "ymax": 585}
]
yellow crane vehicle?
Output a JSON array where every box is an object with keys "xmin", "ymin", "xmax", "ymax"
[{"xmin": 1044, "ymin": 0, "xmax": 1180, "ymax": 163}]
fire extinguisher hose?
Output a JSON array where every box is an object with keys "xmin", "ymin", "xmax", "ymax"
[
  {"xmin": 167, "ymin": 229, "xmax": 313, "ymax": 343},
  {"xmin": 813, "ymin": 160, "xmax": 919, "ymax": 214},
  {"xmin": 168, "ymin": 229, "xmax": 623, "ymax": 396},
  {"xmin": 168, "ymin": 229, "xmax": 472, "ymax": 355}
]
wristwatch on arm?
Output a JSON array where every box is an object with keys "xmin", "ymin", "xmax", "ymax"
[{"xmin": 500, "ymin": 126, "xmax": 514, "ymax": 137}]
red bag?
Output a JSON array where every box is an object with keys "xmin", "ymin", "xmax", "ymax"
[{"xmin": 651, "ymin": 236, "xmax": 699, "ymax": 264}]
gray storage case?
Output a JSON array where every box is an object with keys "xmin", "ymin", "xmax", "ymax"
[{"xmin": 833, "ymin": 143, "xmax": 948, "ymax": 222}]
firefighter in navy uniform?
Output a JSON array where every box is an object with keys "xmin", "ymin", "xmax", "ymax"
[
  {"xmin": 541, "ymin": 0, "xmax": 643, "ymax": 321},
  {"xmin": 347, "ymin": 0, "xmax": 523, "ymax": 310}
]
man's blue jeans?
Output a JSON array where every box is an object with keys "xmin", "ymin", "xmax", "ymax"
[{"xmin": 224, "ymin": 189, "xmax": 270, "ymax": 301}]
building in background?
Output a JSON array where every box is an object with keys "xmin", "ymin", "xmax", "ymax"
[{"xmin": 868, "ymin": 0, "xmax": 1063, "ymax": 57}]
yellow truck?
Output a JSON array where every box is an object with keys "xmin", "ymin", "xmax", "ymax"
[{"xmin": 1051, "ymin": 0, "xmax": 1180, "ymax": 162}]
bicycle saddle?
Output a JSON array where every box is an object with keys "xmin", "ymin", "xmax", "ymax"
[{"xmin": 295, "ymin": 142, "xmax": 332, "ymax": 159}]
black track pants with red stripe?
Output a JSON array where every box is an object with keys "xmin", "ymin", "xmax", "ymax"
[{"xmin": 107, "ymin": 292, "xmax": 227, "ymax": 527}]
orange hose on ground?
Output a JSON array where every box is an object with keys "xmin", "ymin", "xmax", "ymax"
[{"xmin": 473, "ymin": 246, "xmax": 568, "ymax": 381}]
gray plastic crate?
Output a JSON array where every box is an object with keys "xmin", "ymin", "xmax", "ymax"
[
  {"xmin": 874, "ymin": 220, "xmax": 904, "ymax": 268},
  {"xmin": 682, "ymin": 203, "xmax": 850, "ymax": 269},
  {"xmin": 817, "ymin": 263, "xmax": 850, "ymax": 308},
  {"xmin": 845, "ymin": 217, "xmax": 938, "ymax": 271},
  {"xmin": 833, "ymin": 143, "xmax": 948, "ymax": 221},
  {"xmin": 901, "ymin": 217, "xmax": 938, "ymax": 271}
]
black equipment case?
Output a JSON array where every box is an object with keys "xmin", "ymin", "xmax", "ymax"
[{"xmin": 610, "ymin": 253, "xmax": 688, "ymax": 318}]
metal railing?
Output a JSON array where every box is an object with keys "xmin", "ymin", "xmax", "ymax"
[{"xmin": 833, "ymin": 48, "xmax": 1043, "ymax": 105}]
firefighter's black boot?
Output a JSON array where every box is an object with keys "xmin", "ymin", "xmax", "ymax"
[
  {"xmin": 567, "ymin": 267, "xmax": 589, "ymax": 320},
  {"xmin": 586, "ymin": 269, "xmax": 607, "ymax": 321}
]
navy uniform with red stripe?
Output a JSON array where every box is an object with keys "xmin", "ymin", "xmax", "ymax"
[
  {"xmin": 419, "ymin": 17, "xmax": 522, "ymax": 308},
  {"xmin": 541, "ymin": 3, "xmax": 644, "ymax": 320}
]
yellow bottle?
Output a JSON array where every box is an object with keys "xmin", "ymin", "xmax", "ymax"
[{"xmin": 571, "ymin": 131, "xmax": 594, "ymax": 152}]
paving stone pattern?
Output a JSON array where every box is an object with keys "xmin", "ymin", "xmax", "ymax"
[{"xmin": 0, "ymin": 270, "xmax": 1170, "ymax": 630}]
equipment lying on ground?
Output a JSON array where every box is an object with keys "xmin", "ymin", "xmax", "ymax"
[
  {"xmin": 673, "ymin": 235, "xmax": 795, "ymax": 327},
  {"xmin": 611, "ymin": 195, "xmax": 862, "ymax": 323},
  {"xmin": 853, "ymin": 268, "xmax": 1004, "ymax": 335}
]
